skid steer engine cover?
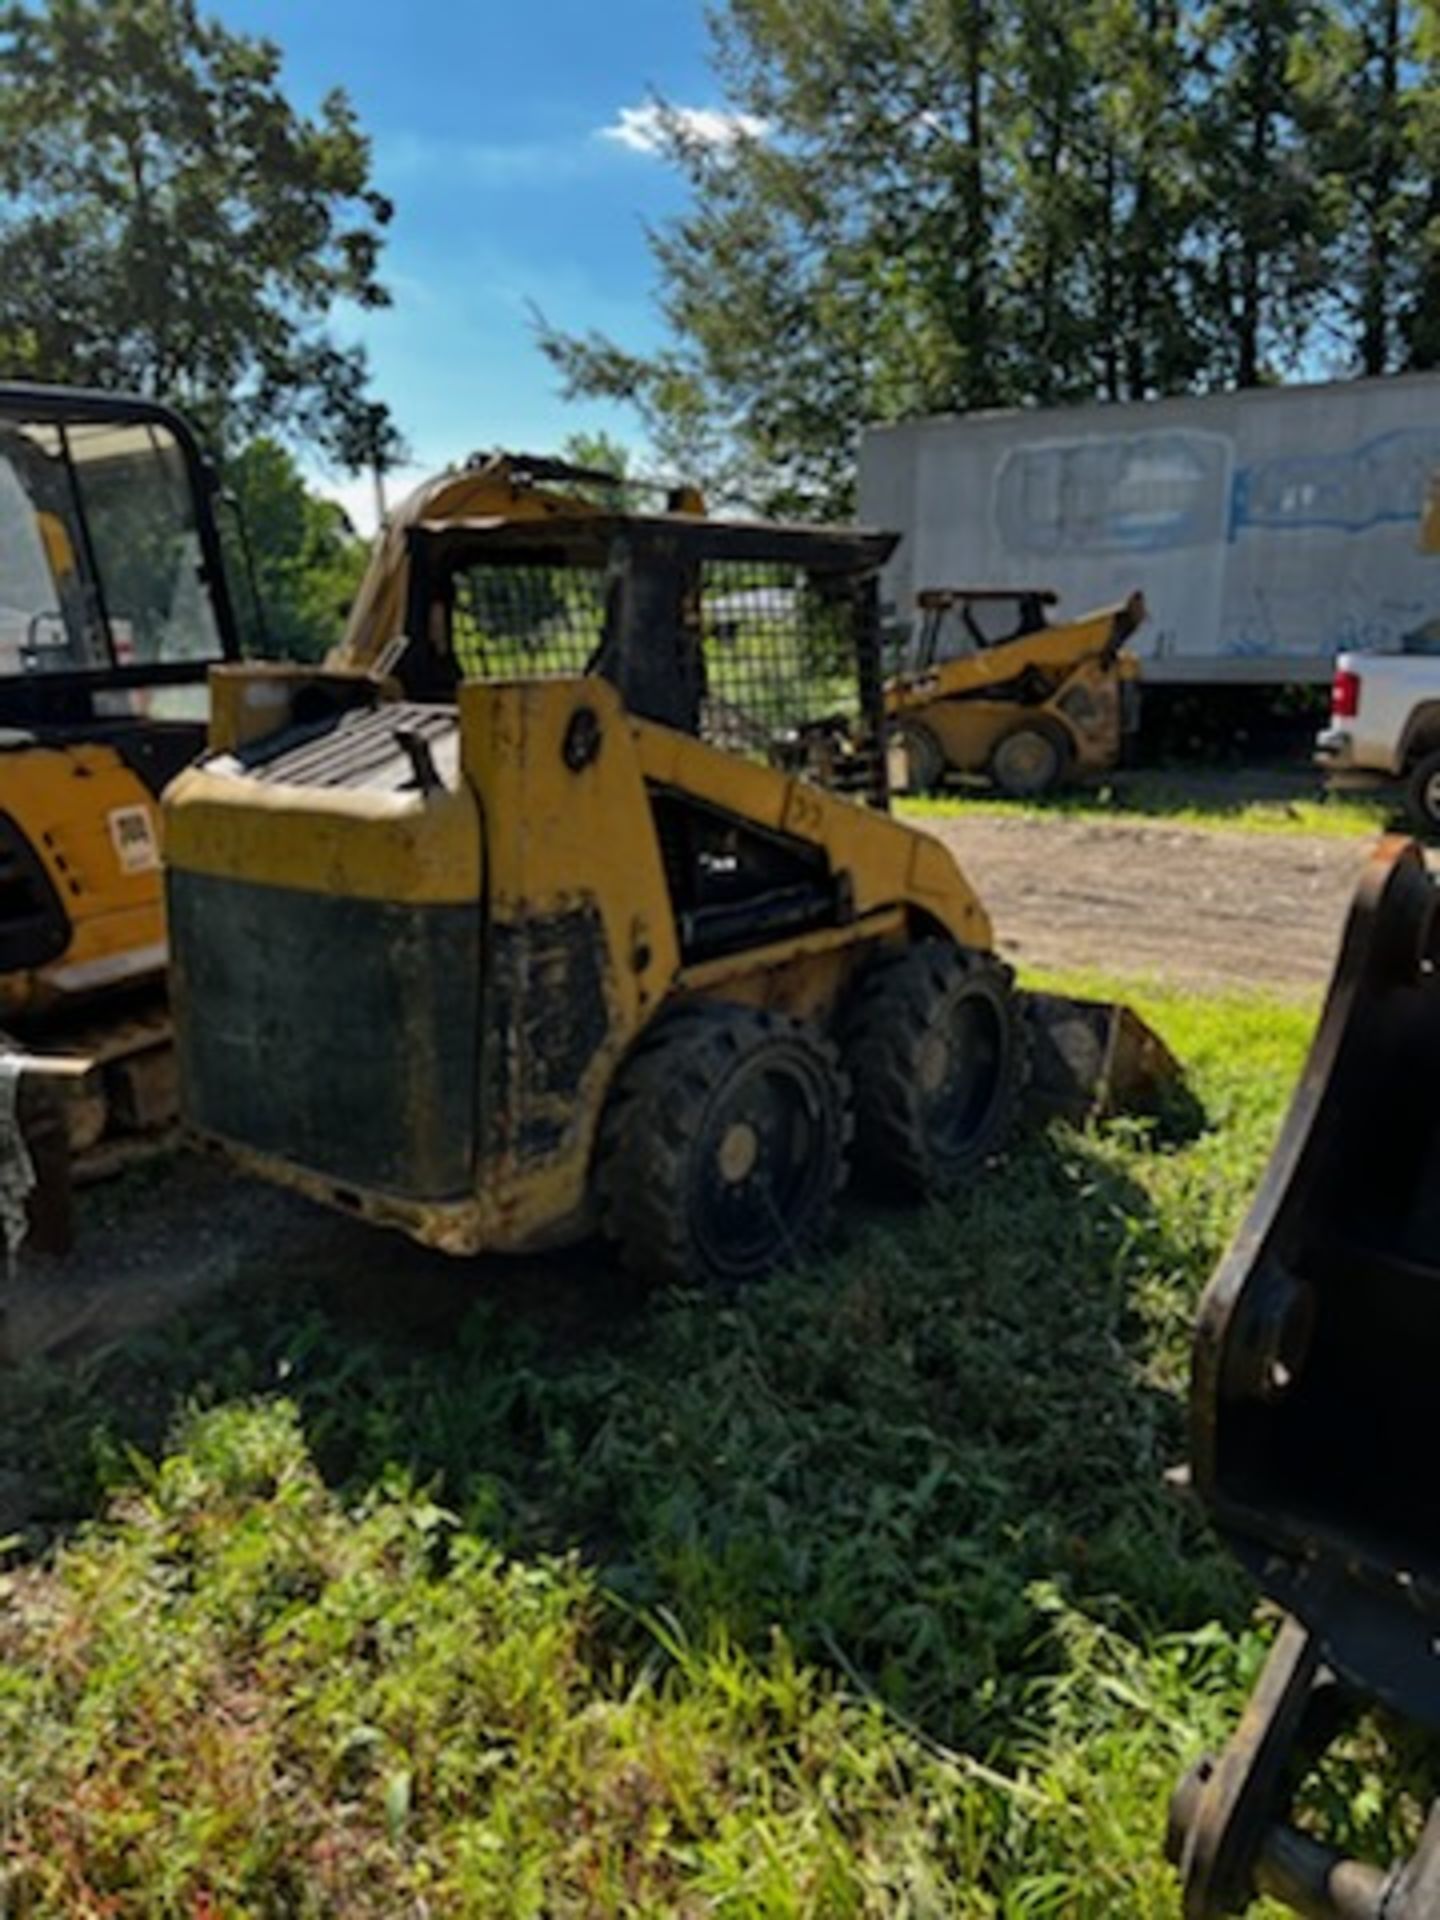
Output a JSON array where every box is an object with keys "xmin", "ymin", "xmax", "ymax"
[
  {"xmin": 1195, "ymin": 833, "xmax": 1440, "ymax": 1719},
  {"xmin": 166, "ymin": 705, "xmax": 484, "ymax": 1215}
]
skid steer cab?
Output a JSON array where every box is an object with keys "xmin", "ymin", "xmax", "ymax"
[
  {"xmin": 1168, "ymin": 836, "xmax": 1440, "ymax": 1919},
  {"xmin": 164, "ymin": 501, "xmax": 1031, "ymax": 1288},
  {"xmin": 888, "ymin": 586, "xmax": 1144, "ymax": 798}
]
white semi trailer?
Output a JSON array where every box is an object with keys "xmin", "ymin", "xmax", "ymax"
[{"xmin": 858, "ymin": 372, "xmax": 1440, "ymax": 686}]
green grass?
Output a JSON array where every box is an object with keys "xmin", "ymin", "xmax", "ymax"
[
  {"xmin": 899, "ymin": 774, "xmax": 1397, "ymax": 840},
  {"xmin": 0, "ymin": 978, "xmax": 1431, "ymax": 1914}
]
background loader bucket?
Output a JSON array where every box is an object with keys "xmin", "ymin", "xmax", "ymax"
[{"xmin": 1169, "ymin": 834, "xmax": 1440, "ymax": 1918}]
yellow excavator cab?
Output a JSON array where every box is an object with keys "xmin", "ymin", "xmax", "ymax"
[
  {"xmin": 0, "ymin": 384, "xmax": 242, "ymax": 1233},
  {"xmin": 888, "ymin": 586, "xmax": 1145, "ymax": 797}
]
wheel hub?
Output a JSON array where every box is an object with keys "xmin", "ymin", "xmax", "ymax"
[
  {"xmin": 1001, "ymin": 735, "xmax": 1051, "ymax": 783},
  {"xmin": 922, "ymin": 995, "xmax": 1006, "ymax": 1156},
  {"xmin": 916, "ymin": 1030, "xmax": 950, "ymax": 1094},
  {"xmin": 716, "ymin": 1120, "xmax": 760, "ymax": 1184}
]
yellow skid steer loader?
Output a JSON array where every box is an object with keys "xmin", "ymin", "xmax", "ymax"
[
  {"xmin": 889, "ymin": 586, "xmax": 1145, "ymax": 797},
  {"xmin": 162, "ymin": 461, "xmax": 1179, "ymax": 1287}
]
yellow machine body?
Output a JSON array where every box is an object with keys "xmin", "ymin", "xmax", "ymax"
[
  {"xmin": 167, "ymin": 672, "xmax": 990, "ymax": 1256},
  {"xmin": 888, "ymin": 588, "xmax": 1144, "ymax": 795},
  {"xmin": 0, "ymin": 740, "xmax": 166, "ymax": 1018},
  {"xmin": 163, "ymin": 476, "xmax": 1022, "ymax": 1282}
]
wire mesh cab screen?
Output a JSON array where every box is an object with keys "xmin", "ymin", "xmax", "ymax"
[{"xmin": 406, "ymin": 515, "xmax": 897, "ymax": 809}]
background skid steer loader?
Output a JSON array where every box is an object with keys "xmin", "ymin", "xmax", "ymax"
[
  {"xmin": 1168, "ymin": 835, "xmax": 1440, "ymax": 1918},
  {"xmin": 889, "ymin": 586, "xmax": 1145, "ymax": 798},
  {"xmin": 0, "ymin": 383, "xmax": 241, "ymax": 1250}
]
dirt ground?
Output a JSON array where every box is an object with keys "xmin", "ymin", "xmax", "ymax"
[{"xmin": 925, "ymin": 811, "xmax": 1378, "ymax": 995}]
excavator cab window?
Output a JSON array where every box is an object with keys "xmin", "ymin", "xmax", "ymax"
[{"xmin": 0, "ymin": 386, "xmax": 238, "ymax": 725}]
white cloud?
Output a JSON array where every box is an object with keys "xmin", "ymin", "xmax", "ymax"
[{"xmin": 598, "ymin": 103, "xmax": 767, "ymax": 158}]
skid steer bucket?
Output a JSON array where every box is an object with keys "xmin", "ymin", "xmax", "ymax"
[
  {"xmin": 1168, "ymin": 834, "xmax": 1440, "ymax": 1919},
  {"xmin": 1022, "ymin": 991, "xmax": 1185, "ymax": 1123}
]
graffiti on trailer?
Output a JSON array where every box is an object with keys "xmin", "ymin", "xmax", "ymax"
[
  {"xmin": 994, "ymin": 426, "xmax": 1440, "ymax": 558},
  {"xmin": 981, "ymin": 419, "xmax": 1440, "ymax": 667},
  {"xmin": 1231, "ymin": 428, "xmax": 1440, "ymax": 538},
  {"xmin": 994, "ymin": 431, "xmax": 1231, "ymax": 556}
]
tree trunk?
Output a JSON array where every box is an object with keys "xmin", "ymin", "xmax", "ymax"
[
  {"xmin": 1101, "ymin": 143, "xmax": 1121, "ymax": 400},
  {"xmin": 1037, "ymin": 113, "xmax": 1064, "ymax": 402},
  {"xmin": 1359, "ymin": 0, "xmax": 1401, "ymax": 376},
  {"xmin": 1125, "ymin": 0, "xmax": 1175, "ymax": 397},
  {"xmin": 1237, "ymin": 8, "xmax": 1276, "ymax": 388},
  {"xmin": 961, "ymin": 0, "xmax": 993, "ymax": 406}
]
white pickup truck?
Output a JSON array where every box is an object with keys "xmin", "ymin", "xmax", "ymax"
[{"xmin": 1315, "ymin": 649, "xmax": 1440, "ymax": 833}]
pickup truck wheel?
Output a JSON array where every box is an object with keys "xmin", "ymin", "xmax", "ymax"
[{"xmin": 1406, "ymin": 748, "xmax": 1440, "ymax": 838}]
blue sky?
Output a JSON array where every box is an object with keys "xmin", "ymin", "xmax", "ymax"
[{"xmin": 212, "ymin": 1, "xmax": 723, "ymax": 526}]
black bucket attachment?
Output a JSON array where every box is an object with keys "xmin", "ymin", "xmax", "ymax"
[
  {"xmin": 1023, "ymin": 990, "xmax": 1186, "ymax": 1124},
  {"xmin": 1169, "ymin": 836, "xmax": 1440, "ymax": 1918}
]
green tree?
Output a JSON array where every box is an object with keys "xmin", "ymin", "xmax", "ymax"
[
  {"xmin": 1191, "ymin": 0, "xmax": 1330, "ymax": 386},
  {"xmin": 225, "ymin": 438, "xmax": 368, "ymax": 661},
  {"xmin": 1298, "ymin": 0, "xmax": 1420, "ymax": 374},
  {"xmin": 545, "ymin": 0, "xmax": 1440, "ymax": 512},
  {"xmin": 560, "ymin": 429, "xmax": 632, "ymax": 480},
  {"xmin": 1406, "ymin": 0, "xmax": 1440, "ymax": 364},
  {"xmin": 0, "ymin": 0, "xmax": 396, "ymax": 464},
  {"xmin": 542, "ymin": 0, "xmax": 1233, "ymax": 511},
  {"xmin": 1080, "ymin": 1, "xmax": 1209, "ymax": 397},
  {"xmin": 558, "ymin": 428, "xmax": 634, "ymax": 506},
  {"xmin": 541, "ymin": 0, "xmax": 1032, "ymax": 514}
]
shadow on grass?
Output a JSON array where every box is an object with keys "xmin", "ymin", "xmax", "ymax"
[{"xmin": 0, "ymin": 1120, "xmax": 1253, "ymax": 1750}]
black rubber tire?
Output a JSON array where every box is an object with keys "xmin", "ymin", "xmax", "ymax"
[
  {"xmin": 840, "ymin": 940, "xmax": 1024, "ymax": 1199},
  {"xmin": 896, "ymin": 718, "xmax": 947, "ymax": 795},
  {"xmin": 595, "ymin": 1002, "xmax": 852, "ymax": 1289},
  {"xmin": 989, "ymin": 722, "xmax": 1071, "ymax": 798},
  {"xmin": 1406, "ymin": 747, "xmax": 1440, "ymax": 838}
]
